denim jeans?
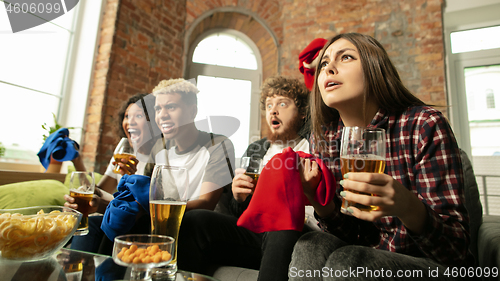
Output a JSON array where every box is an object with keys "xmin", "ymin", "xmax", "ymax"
[
  {"xmin": 289, "ymin": 231, "xmax": 464, "ymax": 280},
  {"xmin": 71, "ymin": 214, "xmax": 151, "ymax": 256},
  {"xmin": 177, "ymin": 209, "xmax": 311, "ymax": 281},
  {"xmin": 70, "ymin": 215, "xmax": 104, "ymax": 254}
]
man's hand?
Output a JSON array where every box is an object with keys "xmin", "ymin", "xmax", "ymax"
[{"xmin": 232, "ymin": 168, "xmax": 255, "ymax": 203}]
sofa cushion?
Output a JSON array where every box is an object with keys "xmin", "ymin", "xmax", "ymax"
[
  {"xmin": 212, "ymin": 266, "xmax": 259, "ymax": 281},
  {"xmin": 460, "ymin": 149, "xmax": 483, "ymax": 263},
  {"xmin": 0, "ymin": 179, "xmax": 68, "ymax": 209},
  {"xmin": 477, "ymin": 215, "xmax": 500, "ymax": 269}
]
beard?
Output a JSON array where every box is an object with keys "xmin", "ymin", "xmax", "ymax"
[{"xmin": 268, "ymin": 115, "xmax": 303, "ymax": 143}]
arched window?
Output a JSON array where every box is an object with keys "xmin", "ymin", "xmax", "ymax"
[
  {"xmin": 486, "ymin": 89, "xmax": 495, "ymax": 109},
  {"xmin": 187, "ymin": 29, "xmax": 262, "ymax": 157}
]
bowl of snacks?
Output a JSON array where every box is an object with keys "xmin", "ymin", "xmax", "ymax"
[
  {"xmin": 112, "ymin": 234, "xmax": 174, "ymax": 280},
  {"xmin": 0, "ymin": 206, "xmax": 82, "ymax": 262}
]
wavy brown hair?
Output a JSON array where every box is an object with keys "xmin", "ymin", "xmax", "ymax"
[{"xmin": 310, "ymin": 33, "xmax": 426, "ymax": 150}]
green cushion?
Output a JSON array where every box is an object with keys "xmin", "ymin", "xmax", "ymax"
[
  {"xmin": 64, "ymin": 165, "xmax": 104, "ymax": 188},
  {"xmin": 0, "ymin": 166, "xmax": 105, "ymax": 210},
  {"xmin": 0, "ymin": 180, "xmax": 68, "ymax": 209}
]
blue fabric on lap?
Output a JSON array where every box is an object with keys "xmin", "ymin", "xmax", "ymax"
[
  {"xmin": 101, "ymin": 174, "xmax": 151, "ymax": 241},
  {"xmin": 37, "ymin": 128, "xmax": 79, "ymax": 169}
]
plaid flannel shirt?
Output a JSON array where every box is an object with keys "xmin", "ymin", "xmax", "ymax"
[{"xmin": 311, "ymin": 106, "xmax": 472, "ymax": 267}]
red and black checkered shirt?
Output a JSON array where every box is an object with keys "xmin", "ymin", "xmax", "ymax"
[{"xmin": 311, "ymin": 106, "xmax": 472, "ymax": 267}]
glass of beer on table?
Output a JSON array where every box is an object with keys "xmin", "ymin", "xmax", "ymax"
[
  {"xmin": 69, "ymin": 171, "xmax": 95, "ymax": 236},
  {"xmin": 149, "ymin": 165, "xmax": 189, "ymax": 278},
  {"xmin": 340, "ymin": 127, "xmax": 386, "ymax": 213},
  {"xmin": 240, "ymin": 156, "xmax": 263, "ymax": 185},
  {"xmin": 113, "ymin": 137, "xmax": 136, "ymax": 175}
]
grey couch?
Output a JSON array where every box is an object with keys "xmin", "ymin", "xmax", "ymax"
[
  {"xmin": 209, "ymin": 150, "xmax": 500, "ymax": 281},
  {"xmin": 462, "ymin": 150, "xmax": 500, "ymax": 280}
]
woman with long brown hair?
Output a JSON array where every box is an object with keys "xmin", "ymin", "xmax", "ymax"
[{"xmin": 292, "ymin": 33, "xmax": 472, "ymax": 280}]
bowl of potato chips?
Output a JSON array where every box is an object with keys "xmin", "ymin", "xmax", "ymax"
[{"xmin": 0, "ymin": 206, "xmax": 82, "ymax": 262}]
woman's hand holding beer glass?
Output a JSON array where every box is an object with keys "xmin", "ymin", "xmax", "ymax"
[
  {"xmin": 339, "ymin": 127, "xmax": 427, "ymax": 232},
  {"xmin": 232, "ymin": 157, "xmax": 263, "ymax": 203},
  {"xmin": 339, "ymin": 127, "xmax": 386, "ymax": 214},
  {"xmin": 68, "ymin": 171, "xmax": 95, "ymax": 236},
  {"xmin": 339, "ymin": 172, "xmax": 416, "ymax": 220},
  {"xmin": 112, "ymin": 137, "xmax": 139, "ymax": 175}
]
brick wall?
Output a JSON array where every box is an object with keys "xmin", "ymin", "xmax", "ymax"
[
  {"xmin": 185, "ymin": 0, "xmax": 447, "ymax": 139},
  {"xmin": 83, "ymin": 0, "xmax": 186, "ymax": 173},
  {"xmin": 84, "ymin": 0, "xmax": 447, "ymax": 171},
  {"xmin": 280, "ymin": 0, "xmax": 447, "ymax": 108}
]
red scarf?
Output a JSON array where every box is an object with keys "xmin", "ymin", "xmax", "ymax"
[
  {"xmin": 237, "ymin": 147, "xmax": 336, "ymax": 233},
  {"xmin": 298, "ymin": 38, "xmax": 327, "ymax": 90}
]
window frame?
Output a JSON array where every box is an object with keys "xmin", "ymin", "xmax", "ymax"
[
  {"xmin": 185, "ymin": 28, "xmax": 263, "ymax": 148},
  {"xmin": 0, "ymin": 0, "xmax": 105, "ymax": 167},
  {"xmin": 445, "ymin": 19, "xmax": 500, "ymax": 157}
]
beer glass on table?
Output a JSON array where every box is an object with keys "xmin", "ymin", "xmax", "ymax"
[
  {"xmin": 113, "ymin": 137, "xmax": 136, "ymax": 175},
  {"xmin": 240, "ymin": 156, "xmax": 263, "ymax": 185},
  {"xmin": 340, "ymin": 127, "xmax": 386, "ymax": 213},
  {"xmin": 69, "ymin": 171, "xmax": 95, "ymax": 236},
  {"xmin": 149, "ymin": 165, "xmax": 189, "ymax": 278}
]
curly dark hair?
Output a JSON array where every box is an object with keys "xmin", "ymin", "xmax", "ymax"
[
  {"xmin": 260, "ymin": 76, "xmax": 310, "ymax": 117},
  {"xmin": 116, "ymin": 93, "xmax": 159, "ymax": 139}
]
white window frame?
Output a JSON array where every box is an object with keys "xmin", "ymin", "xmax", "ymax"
[
  {"xmin": 58, "ymin": 0, "xmax": 106, "ymax": 145},
  {"xmin": 0, "ymin": 0, "xmax": 104, "ymax": 169},
  {"xmin": 185, "ymin": 28, "xmax": 263, "ymax": 147},
  {"xmin": 445, "ymin": 19, "xmax": 500, "ymax": 157}
]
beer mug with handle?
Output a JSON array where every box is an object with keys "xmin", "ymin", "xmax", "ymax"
[{"xmin": 149, "ymin": 165, "xmax": 189, "ymax": 278}]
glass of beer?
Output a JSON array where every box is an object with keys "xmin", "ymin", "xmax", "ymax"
[
  {"xmin": 69, "ymin": 171, "xmax": 95, "ymax": 236},
  {"xmin": 340, "ymin": 127, "xmax": 386, "ymax": 213},
  {"xmin": 149, "ymin": 165, "xmax": 189, "ymax": 278},
  {"xmin": 240, "ymin": 156, "xmax": 263, "ymax": 185},
  {"xmin": 113, "ymin": 137, "xmax": 136, "ymax": 175}
]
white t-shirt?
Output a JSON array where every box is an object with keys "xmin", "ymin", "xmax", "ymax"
[
  {"xmin": 262, "ymin": 137, "xmax": 310, "ymax": 165},
  {"xmin": 150, "ymin": 131, "xmax": 235, "ymax": 201}
]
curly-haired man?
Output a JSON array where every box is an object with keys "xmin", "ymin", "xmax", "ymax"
[{"xmin": 178, "ymin": 76, "xmax": 312, "ymax": 281}]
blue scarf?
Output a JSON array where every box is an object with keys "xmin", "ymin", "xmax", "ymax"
[
  {"xmin": 101, "ymin": 174, "xmax": 150, "ymax": 241},
  {"xmin": 37, "ymin": 128, "xmax": 79, "ymax": 169}
]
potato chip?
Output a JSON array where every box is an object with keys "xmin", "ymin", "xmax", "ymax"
[{"xmin": 0, "ymin": 209, "xmax": 78, "ymax": 259}]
